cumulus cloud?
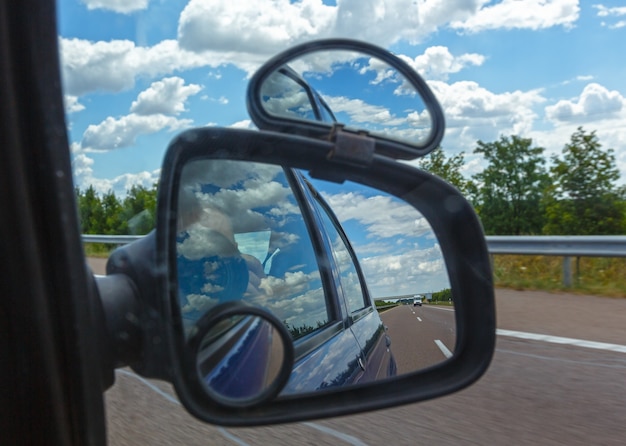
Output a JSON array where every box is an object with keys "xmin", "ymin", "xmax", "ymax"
[
  {"xmin": 178, "ymin": 0, "xmax": 335, "ymax": 54},
  {"xmin": 360, "ymin": 247, "xmax": 448, "ymax": 296},
  {"xmin": 324, "ymin": 96, "xmax": 405, "ymax": 127},
  {"xmin": 81, "ymin": 113, "xmax": 192, "ymax": 151},
  {"xmin": 64, "ymin": 95, "xmax": 85, "ymax": 114},
  {"xmin": 594, "ymin": 4, "xmax": 626, "ymax": 28},
  {"xmin": 430, "ymin": 80, "xmax": 545, "ymax": 134},
  {"xmin": 60, "ymin": 38, "xmax": 234, "ymax": 96},
  {"xmin": 130, "ymin": 77, "xmax": 202, "ymax": 115},
  {"xmin": 451, "ymin": 0, "xmax": 580, "ymax": 33},
  {"xmin": 61, "ymin": 1, "xmax": 581, "ymax": 100},
  {"xmin": 176, "ymin": 0, "xmax": 507, "ymax": 56},
  {"xmin": 322, "ymin": 191, "xmax": 433, "ymax": 241},
  {"xmin": 71, "ymin": 152, "xmax": 160, "ymax": 196},
  {"xmin": 398, "ymin": 46, "xmax": 486, "ymax": 81},
  {"xmin": 80, "ymin": 0, "xmax": 149, "ymax": 14},
  {"xmin": 545, "ymin": 83, "xmax": 625, "ymax": 123}
]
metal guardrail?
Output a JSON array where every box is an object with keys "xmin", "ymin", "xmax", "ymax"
[
  {"xmin": 82, "ymin": 235, "xmax": 143, "ymax": 244},
  {"xmin": 83, "ymin": 234, "xmax": 626, "ymax": 257},
  {"xmin": 485, "ymin": 235, "xmax": 626, "ymax": 287},
  {"xmin": 486, "ymin": 236, "xmax": 626, "ymax": 258},
  {"xmin": 83, "ymin": 234, "xmax": 625, "ymax": 287}
]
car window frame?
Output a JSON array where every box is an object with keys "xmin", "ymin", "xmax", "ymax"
[
  {"xmin": 281, "ymin": 168, "xmax": 350, "ymax": 359},
  {"xmin": 300, "ymin": 176, "xmax": 374, "ymax": 324}
]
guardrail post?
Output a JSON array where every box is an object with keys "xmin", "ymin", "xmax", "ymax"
[{"xmin": 562, "ymin": 256, "xmax": 572, "ymax": 288}]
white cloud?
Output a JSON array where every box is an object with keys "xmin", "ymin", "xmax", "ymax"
[
  {"xmin": 451, "ymin": 0, "xmax": 580, "ymax": 33},
  {"xmin": 81, "ymin": 113, "xmax": 192, "ymax": 151},
  {"xmin": 80, "ymin": 0, "xmax": 149, "ymax": 14},
  {"xmin": 178, "ymin": 0, "xmax": 335, "ymax": 54},
  {"xmin": 176, "ymin": 0, "xmax": 489, "ymax": 55},
  {"xmin": 61, "ymin": 2, "xmax": 578, "ymax": 100},
  {"xmin": 71, "ymin": 152, "xmax": 160, "ymax": 196},
  {"xmin": 324, "ymin": 96, "xmax": 406, "ymax": 127},
  {"xmin": 593, "ymin": 4, "xmax": 626, "ymax": 17},
  {"xmin": 322, "ymin": 191, "xmax": 433, "ymax": 240},
  {"xmin": 64, "ymin": 95, "xmax": 85, "ymax": 114},
  {"xmin": 398, "ymin": 46, "xmax": 486, "ymax": 81},
  {"xmin": 60, "ymin": 38, "xmax": 227, "ymax": 96},
  {"xmin": 130, "ymin": 77, "xmax": 202, "ymax": 115},
  {"xmin": 430, "ymin": 80, "xmax": 545, "ymax": 135},
  {"xmin": 229, "ymin": 119, "xmax": 255, "ymax": 129},
  {"xmin": 545, "ymin": 83, "xmax": 625, "ymax": 123}
]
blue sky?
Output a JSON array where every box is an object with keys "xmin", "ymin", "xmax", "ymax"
[
  {"xmin": 57, "ymin": 0, "xmax": 626, "ymax": 299},
  {"xmin": 57, "ymin": 1, "xmax": 626, "ymax": 197}
]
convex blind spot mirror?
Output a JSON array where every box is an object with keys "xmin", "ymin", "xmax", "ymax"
[
  {"xmin": 247, "ymin": 39, "xmax": 445, "ymax": 160},
  {"xmin": 186, "ymin": 302, "xmax": 294, "ymax": 408}
]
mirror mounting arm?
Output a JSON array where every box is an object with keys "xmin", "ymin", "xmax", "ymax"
[{"xmin": 327, "ymin": 125, "xmax": 375, "ymax": 168}]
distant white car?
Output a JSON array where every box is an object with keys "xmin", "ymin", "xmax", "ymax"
[{"xmin": 413, "ymin": 297, "xmax": 422, "ymax": 306}]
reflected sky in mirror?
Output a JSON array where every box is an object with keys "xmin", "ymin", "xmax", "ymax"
[
  {"xmin": 260, "ymin": 50, "xmax": 432, "ymax": 145},
  {"xmin": 305, "ymin": 174, "xmax": 454, "ymax": 376}
]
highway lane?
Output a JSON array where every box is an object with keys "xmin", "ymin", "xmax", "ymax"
[
  {"xmin": 88, "ymin": 258, "xmax": 626, "ymax": 445},
  {"xmin": 380, "ymin": 304, "xmax": 456, "ymax": 373}
]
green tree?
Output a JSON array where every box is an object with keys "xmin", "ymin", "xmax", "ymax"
[
  {"xmin": 122, "ymin": 183, "xmax": 158, "ymax": 235},
  {"xmin": 101, "ymin": 190, "xmax": 127, "ymax": 235},
  {"xmin": 418, "ymin": 147, "xmax": 473, "ymax": 195},
  {"xmin": 543, "ymin": 127, "xmax": 625, "ymax": 235},
  {"xmin": 76, "ymin": 185, "xmax": 105, "ymax": 234},
  {"xmin": 472, "ymin": 135, "xmax": 549, "ymax": 235}
]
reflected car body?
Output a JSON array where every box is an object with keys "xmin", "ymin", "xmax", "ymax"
[{"xmin": 196, "ymin": 316, "xmax": 274, "ymax": 400}]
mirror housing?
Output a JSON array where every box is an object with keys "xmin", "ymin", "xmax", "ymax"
[
  {"xmin": 246, "ymin": 39, "xmax": 445, "ymax": 160},
  {"xmin": 153, "ymin": 126, "xmax": 495, "ymax": 426}
]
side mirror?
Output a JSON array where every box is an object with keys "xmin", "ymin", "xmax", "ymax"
[
  {"xmin": 99, "ymin": 39, "xmax": 494, "ymax": 428},
  {"xmin": 152, "ymin": 126, "xmax": 495, "ymax": 426}
]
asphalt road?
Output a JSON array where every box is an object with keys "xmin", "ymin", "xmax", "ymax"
[
  {"xmin": 380, "ymin": 304, "xmax": 456, "ymax": 373},
  {"xmin": 88, "ymin": 258, "xmax": 626, "ymax": 445}
]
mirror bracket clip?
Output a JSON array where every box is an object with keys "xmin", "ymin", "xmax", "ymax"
[{"xmin": 327, "ymin": 126, "xmax": 375, "ymax": 167}]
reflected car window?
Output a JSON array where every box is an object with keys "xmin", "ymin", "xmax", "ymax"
[
  {"xmin": 309, "ymin": 193, "xmax": 368, "ymax": 314},
  {"xmin": 176, "ymin": 160, "xmax": 331, "ymax": 339}
]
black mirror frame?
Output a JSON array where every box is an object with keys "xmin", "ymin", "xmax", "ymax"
[
  {"xmin": 156, "ymin": 127, "xmax": 495, "ymax": 427},
  {"xmin": 246, "ymin": 38, "xmax": 446, "ymax": 160}
]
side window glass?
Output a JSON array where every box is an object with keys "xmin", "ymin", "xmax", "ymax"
[
  {"xmin": 311, "ymin": 196, "xmax": 368, "ymax": 314},
  {"xmin": 176, "ymin": 160, "xmax": 330, "ymax": 340}
]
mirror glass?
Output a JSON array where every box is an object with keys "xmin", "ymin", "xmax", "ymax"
[
  {"xmin": 258, "ymin": 50, "xmax": 433, "ymax": 146},
  {"xmin": 191, "ymin": 312, "xmax": 287, "ymax": 406},
  {"xmin": 175, "ymin": 158, "xmax": 454, "ymax": 397}
]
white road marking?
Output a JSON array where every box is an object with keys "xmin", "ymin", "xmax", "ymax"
[
  {"xmin": 496, "ymin": 329, "xmax": 626, "ymax": 354},
  {"xmin": 425, "ymin": 306, "xmax": 455, "ymax": 312},
  {"xmin": 115, "ymin": 369, "xmax": 369, "ymax": 446},
  {"xmin": 434, "ymin": 340, "xmax": 453, "ymax": 359},
  {"xmin": 303, "ymin": 422, "xmax": 369, "ymax": 446},
  {"xmin": 116, "ymin": 369, "xmax": 251, "ymax": 446},
  {"xmin": 417, "ymin": 317, "xmax": 422, "ymax": 322}
]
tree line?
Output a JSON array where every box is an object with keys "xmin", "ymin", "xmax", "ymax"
[
  {"xmin": 76, "ymin": 126, "xmax": 626, "ymax": 236},
  {"xmin": 76, "ymin": 183, "xmax": 157, "ymax": 235},
  {"xmin": 419, "ymin": 127, "xmax": 626, "ymax": 235}
]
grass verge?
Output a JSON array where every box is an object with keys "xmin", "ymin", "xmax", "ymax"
[{"xmin": 493, "ymin": 255, "xmax": 626, "ymax": 298}]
